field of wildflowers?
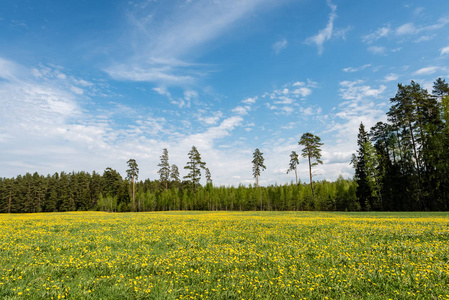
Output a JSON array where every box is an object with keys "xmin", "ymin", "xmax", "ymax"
[{"xmin": 0, "ymin": 211, "xmax": 448, "ymax": 299}]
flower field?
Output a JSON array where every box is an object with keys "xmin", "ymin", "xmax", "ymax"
[{"xmin": 1, "ymin": 211, "xmax": 449, "ymax": 299}]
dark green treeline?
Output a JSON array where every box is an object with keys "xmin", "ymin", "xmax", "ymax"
[
  {"xmin": 0, "ymin": 171, "xmax": 358, "ymax": 213},
  {"xmin": 352, "ymin": 78, "xmax": 449, "ymax": 211}
]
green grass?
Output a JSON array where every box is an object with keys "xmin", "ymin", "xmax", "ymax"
[{"xmin": 0, "ymin": 211, "xmax": 448, "ymax": 299}]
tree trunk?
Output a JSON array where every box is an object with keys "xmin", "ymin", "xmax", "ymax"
[
  {"xmin": 308, "ymin": 155, "xmax": 315, "ymax": 197},
  {"xmin": 295, "ymin": 167, "xmax": 298, "ymax": 185},
  {"xmin": 408, "ymin": 121, "xmax": 423, "ymax": 209},
  {"xmin": 132, "ymin": 176, "xmax": 135, "ymax": 211},
  {"xmin": 8, "ymin": 187, "xmax": 12, "ymax": 214}
]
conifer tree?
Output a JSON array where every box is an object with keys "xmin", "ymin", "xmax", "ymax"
[
  {"xmin": 287, "ymin": 151, "xmax": 299, "ymax": 184},
  {"xmin": 170, "ymin": 164, "xmax": 180, "ymax": 183},
  {"xmin": 353, "ymin": 123, "xmax": 380, "ymax": 210},
  {"xmin": 184, "ymin": 146, "xmax": 206, "ymax": 191},
  {"xmin": 299, "ymin": 133, "xmax": 323, "ymax": 197},
  {"xmin": 252, "ymin": 148, "xmax": 266, "ymax": 188},
  {"xmin": 205, "ymin": 167, "xmax": 212, "ymax": 185},
  {"xmin": 158, "ymin": 148, "xmax": 170, "ymax": 190},
  {"xmin": 126, "ymin": 159, "xmax": 139, "ymax": 211}
]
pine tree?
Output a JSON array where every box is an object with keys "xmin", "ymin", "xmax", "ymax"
[
  {"xmin": 170, "ymin": 164, "xmax": 180, "ymax": 181},
  {"xmin": 287, "ymin": 151, "xmax": 299, "ymax": 184},
  {"xmin": 205, "ymin": 167, "xmax": 212, "ymax": 185},
  {"xmin": 298, "ymin": 133, "xmax": 323, "ymax": 197},
  {"xmin": 252, "ymin": 148, "xmax": 266, "ymax": 188},
  {"xmin": 184, "ymin": 146, "xmax": 206, "ymax": 191},
  {"xmin": 158, "ymin": 148, "xmax": 170, "ymax": 190},
  {"xmin": 126, "ymin": 159, "xmax": 139, "ymax": 211}
]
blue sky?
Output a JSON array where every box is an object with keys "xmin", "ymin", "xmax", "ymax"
[{"xmin": 1, "ymin": 0, "xmax": 449, "ymax": 186}]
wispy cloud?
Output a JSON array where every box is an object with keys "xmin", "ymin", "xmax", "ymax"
[
  {"xmin": 441, "ymin": 46, "xmax": 449, "ymax": 56},
  {"xmin": 0, "ymin": 56, "xmax": 259, "ymax": 185},
  {"xmin": 272, "ymin": 38, "xmax": 288, "ymax": 54},
  {"xmin": 320, "ymin": 80, "xmax": 387, "ymax": 178},
  {"xmin": 364, "ymin": 16, "xmax": 449, "ymax": 43},
  {"xmin": 263, "ymin": 80, "xmax": 318, "ymax": 115},
  {"xmin": 342, "ymin": 64, "xmax": 371, "ymax": 73},
  {"xmin": 383, "ymin": 73, "xmax": 399, "ymax": 82},
  {"xmin": 305, "ymin": 0, "xmax": 338, "ymax": 55},
  {"xmin": 396, "ymin": 22, "xmax": 416, "ymax": 35},
  {"xmin": 413, "ymin": 66, "xmax": 439, "ymax": 75},
  {"xmin": 106, "ymin": 0, "xmax": 279, "ymax": 86},
  {"xmin": 362, "ymin": 26, "xmax": 390, "ymax": 44},
  {"xmin": 367, "ymin": 46, "xmax": 386, "ymax": 55}
]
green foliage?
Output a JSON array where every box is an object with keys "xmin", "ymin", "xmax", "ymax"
[
  {"xmin": 287, "ymin": 151, "xmax": 299, "ymax": 184},
  {"xmin": 351, "ymin": 78, "xmax": 449, "ymax": 211},
  {"xmin": 157, "ymin": 148, "xmax": 170, "ymax": 190},
  {"xmin": 1, "ymin": 79, "xmax": 449, "ymax": 213},
  {"xmin": 183, "ymin": 146, "xmax": 206, "ymax": 190},
  {"xmin": 252, "ymin": 148, "xmax": 266, "ymax": 187},
  {"xmin": 2, "ymin": 211, "xmax": 449, "ymax": 299},
  {"xmin": 299, "ymin": 132, "xmax": 323, "ymax": 197}
]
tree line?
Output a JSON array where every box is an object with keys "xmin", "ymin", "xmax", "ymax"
[
  {"xmin": 0, "ymin": 140, "xmax": 354, "ymax": 213},
  {"xmin": 0, "ymin": 170, "xmax": 358, "ymax": 213},
  {"xmin": 352, "ymin": 78, "xmax": 449, "ymax": 210},
  {"xmin": 1, "ymin": 78, "xmax": 448, "ymax": 213}
]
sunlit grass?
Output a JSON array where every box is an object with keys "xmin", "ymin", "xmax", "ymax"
[{"xmin": 1, "ymin": 211, "xmax": 448, "ymax": 299}]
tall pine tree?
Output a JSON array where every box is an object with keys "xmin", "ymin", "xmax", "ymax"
[{"xmin": 298, "ymin": 133, "xmax": 323, "ymax": 198}]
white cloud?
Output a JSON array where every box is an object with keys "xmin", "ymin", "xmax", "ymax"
[
  {"xmin": 319, "ymin": 80, "xmax": 388, "ymax": 178},
  {"xmin": 414, "ymin": 66, "xmax": 439, "ymax": 75},
  {"xmin": 274, "ymin": 96, "xmax": 294, "ymax": 105},
  {"xmin": 197, "ymin": 111, "xmax": 223, "ymax": 125},
  {"xmin": 232, "ymin": 106, "xmax": 250, "ymax": 115},
  {"xmin": 0, "ymin": 57, "xmax": 257, "ymax": 186},
  {"xmin": 441, "ymin": 46, "xmax": 449, "ymax": 55},
  {"xmin": 272, "ymin": 38, "xmax": 288, "ymax": 54},
  {"xmin": 367, "ymin": 46, "xmax": 386, "ymax": 55},
  {"xmin": 396, "ymin": 22, "xmax": 416, "ymax": 35},
  {"xmin": 292, "ymin": 87, "xmax": 312, "ymax": 97},
  {"xmin": 305, "ymin": 0, "xmax": 338, "ymax": 55},
  {"xmin": 395, "ymin": 17, "xmax": 449, "ymax": 36},
  {"xmin": 342, "ymin": 64, "xmax": 371, "ymax": 73},
  {"xmin": 339, "ymin": 80, "xmax": 386, "ymax": 101},
  {"xmin": 383, "ymin": 73, "xmax": 399, "ymax": 82},
  {"xmin": 414, "ymin": 35, "xmax": 434, "ymax": 43},
  {"xmin": 153, "ymin": 86, "xmax": 172, "ymax": 98},
  {"xmin": 363, "ymin": 17, "xmax": 449, "ymax": 45},
  {"xmin": 263, "ymin": 80, "xmax": 317, "ymax": 115},
  {"xmin": 242, "ymin": 96, "xmax": 257, "ymax": 104},
  {"xmin": 106, "ymin": 0, "xmax": 281, "ymax": 86},
  {"xmin": 362, "ymin": 26, "xmax": 390, "ymax": 43}
]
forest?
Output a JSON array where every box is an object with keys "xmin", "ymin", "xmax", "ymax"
[{"xmin": 1, "ymin": 78, "xmax": 448, "ymax": 213}]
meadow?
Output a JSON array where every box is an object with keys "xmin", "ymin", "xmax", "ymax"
[{"xmin": 0, "ymin": 211, "xmax": 448, "ymax": 299}]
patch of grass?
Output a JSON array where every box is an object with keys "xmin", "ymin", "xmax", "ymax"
[{"xmin": 0, "ymin": 211, "xmax": 449, "ymax": 299}]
